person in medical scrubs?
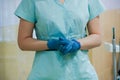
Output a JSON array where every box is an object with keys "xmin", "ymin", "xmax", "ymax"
[{"xmin": 15, "ymin": 0, "xmax": 105, "ymax": 80}]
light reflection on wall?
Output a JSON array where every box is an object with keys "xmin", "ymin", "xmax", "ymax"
[
  {"xmin": 0, "ymin": 0, "xmax": 21, "ymax": 42},
  {"xmin": 0, "ymin": 0, "xmax": 20, "ymax": 27},
  {"xmin": 101, "ymin": 0, "xmax": 120, "ymax": 10},
  {"xmin": 0, "ymin": 0, "xmax": 36, "ymax": 42}
]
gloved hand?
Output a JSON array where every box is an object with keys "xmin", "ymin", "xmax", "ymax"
[
  {"xmin": 70, "ymin": 39, "xmax": 81, "ymax": 52},
  {"xmin": 59, "ymin": 37, "xmax": 72, "ymax": 54},
  {"xmin": 59, "ymin": 37, "xmax": 81, "ymax": 55},
  {"xmin": 47, "ymin": 39, "xmax": 60, "ymax": 50}
]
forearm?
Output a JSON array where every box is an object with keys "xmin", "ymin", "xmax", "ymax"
[
  {"xmin": 78, "ymin": 34, "xmax": 102, "ymax": 50},
  {"xmin": 18, "ymin": 37, "xmax": 48, "ymax": 51}
]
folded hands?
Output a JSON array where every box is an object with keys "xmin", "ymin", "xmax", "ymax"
[{"xmin": 47, "ymin": 37, "xmax": 81, "ymax": 55}]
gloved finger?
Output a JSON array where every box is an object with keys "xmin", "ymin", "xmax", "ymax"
[
  {"xmin": 61, "ymin": 46, "xmax": 68, "ymax": 55},
  {"xmin": 71, "ymin": 39, "xmax": 78, "ymax": 43},
  {"xmin": 59, "ymin": 41, "xmax": 69, "ymax": 45},
  {"xmin": 62, "ymin": 43, "xmax": 73, "ymax": 54},
  {"xmin": 69, "ymin": 39, "xmax": 80, "ymax": 52},
  {"xmin": 59, "ymin": 37, "xmax": 65, "ymax": 41},
  {"xmin": 69, "ymin": 46, "xmax": 75, "ymax": 53},
  {"xmin": 59, "ymin": 37, "xmax": 69, "ymax": 44},
  {"xmin": 59, "ymin": 45, "xmax": 65, "ymax": 53},
  {"xmin": 59, "ymin": 44, "xmax": 70, "ymax": 55},
  {"xmin": 64, "ymin": 43, "xmax": 72, "ymax": 52},
  {"xmin": 47, "ymin": 39, "xmax": 59, "ymax": 50}
]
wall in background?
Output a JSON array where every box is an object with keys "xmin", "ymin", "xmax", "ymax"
[
  {"xmin": 101, "ymin": 0, "xmax": 120, "ymax": 10},
  {"xmin": 0, "ymin": 41, "xmax": 35, "ymax": 80},
  {"xmin": 91, "ymin": 9, "xmax": 120, "ymax": 80},
  {"xmin": 0, "ymin": 0, "xmax": 20, "ymax": 41}
]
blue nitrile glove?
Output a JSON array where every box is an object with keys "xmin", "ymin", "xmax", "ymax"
[
  {"xmin": 47, "ymin": 39, "xmax": 60, "ymax": 50},
  {"xmin": 59, "ymin": 37, "xmax": 73, "ymax": 55},
  {"xmin": 69, "ymin": 39, "xmax": 81, "ymax": 52},
  {"xmin": 59, "ymin": 37, "xmax": 81, "ymax": 55}
]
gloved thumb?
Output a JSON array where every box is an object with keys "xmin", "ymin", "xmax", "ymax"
[{"xmin": 59, "ymin": 37, "xmax": 65, "ymax": 41}]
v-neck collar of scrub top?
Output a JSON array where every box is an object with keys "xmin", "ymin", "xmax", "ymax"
[
  {"xmin": 54, "ymin": 0, "xmax": 67, "ymax": 7},
  {"xmin": 54, "ymin": 0, "xmax": 73, "ymax": 10},
  {"xmin": 56, "ymin": 0, "xmax": 65, "ymax": 4}
]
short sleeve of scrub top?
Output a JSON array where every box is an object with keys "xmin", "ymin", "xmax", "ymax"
[
  {"xmin": 88, "ymin": 0, "xmax": 105, "ymax": 20},
  {"xmin": 15, "ymin": 0, "xmax": 36, "ymax": 23}
]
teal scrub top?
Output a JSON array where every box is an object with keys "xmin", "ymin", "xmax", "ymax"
[{"xmin": 15, "ymin": 0, "xmax": 105, "ymax": 80}]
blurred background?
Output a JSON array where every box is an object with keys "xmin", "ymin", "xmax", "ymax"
[{"xmin": 0, "ymin": 0, "xmax": 120, "ymax": 80}]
